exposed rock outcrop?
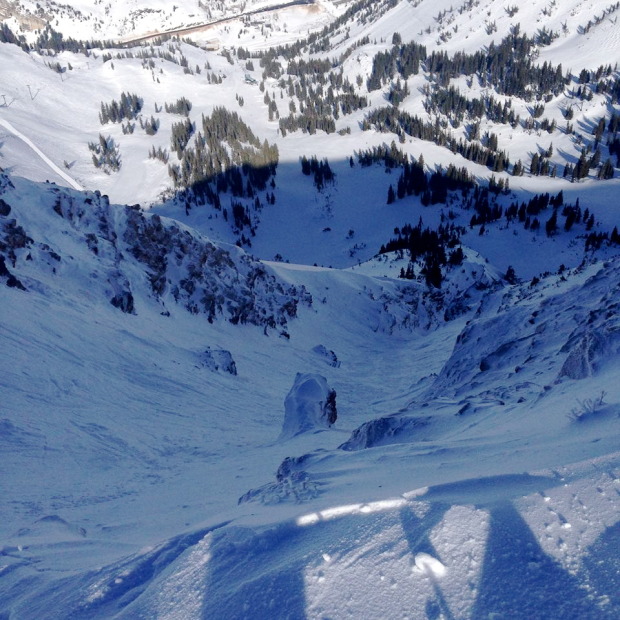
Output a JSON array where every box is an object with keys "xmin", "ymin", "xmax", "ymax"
[
  {"xmin": 339, "ymin": 415, "xmax": 430, "ymax": 451},
  {"xmin": 202, "ymin": 348, "xmax": 237, "ymax": 375},
  {"xmin": 312, "ymin": 344, "xmax": 341, "ymax": 368}
]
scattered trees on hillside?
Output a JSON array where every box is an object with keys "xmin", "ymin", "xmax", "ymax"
[
  {"xmin": 99, "ymin": 93, "xmax": 143, "ymax": 124},
  {"xmin": 300, "ymin": 156, "xmax": 334, "ymax": 190},
  {"xmin": 88, "ymin": 134, "xmax": 121, "ymax": 173},
  {"xmin": 165, "ymin": 97, "xmax": 192, "ymax": 116}
]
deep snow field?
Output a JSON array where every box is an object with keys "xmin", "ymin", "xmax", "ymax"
[{"xmin": 1, "ymin": 0, "xmax": 620, "ymax": 618}]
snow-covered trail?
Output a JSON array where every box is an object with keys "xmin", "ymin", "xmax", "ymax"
[{"xmin": 0, "ymin": 117, "xmax": 83, "ymax": 191}]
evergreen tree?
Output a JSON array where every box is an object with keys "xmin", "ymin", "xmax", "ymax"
[
  {"xmin": 545, "ymin": 210, "xmax": 558, "ymax": 236},
  {"xmin": 504, "ymin": 265, "xmax": 517, "ymax": 284}
]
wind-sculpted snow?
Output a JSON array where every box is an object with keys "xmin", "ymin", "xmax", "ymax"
[
  {"xmin": 5, "ymin": 457, "xmax": 618, "ymax": 619},
  {"xmin": 339, "ymin": 414, "xmax": 431, "ymax": 451},
  {"xmin": 424, "ymin": 259, "xmax": 620, "ymax": 401}
]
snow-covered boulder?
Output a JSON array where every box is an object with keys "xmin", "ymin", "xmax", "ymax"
[
  {"xmin": 238, "ymin": 454, "xmax": 321, "ymax": 505},
  {"xmin": 558, "ymin": 328, "xmax": 609, "ymax": 380},
  {"xmin": 280, "ymin": 373, "xmax": 337, "ymax": 439},
  {"xmin": 339, "ymin": 415, "xmax": 430, "ymax": 451}
]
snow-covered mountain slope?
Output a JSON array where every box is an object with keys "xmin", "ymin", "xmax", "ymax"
[
  {"xmin": 1, "ymin": 168, "xmax": 619, "ymax": 618},
  {"xmin": 1, "ymin": 0, "xmax": 619, "ymax": 273},
  {"xmin": 1, "ymin": 0, "xmax": 339, "ymax": 41},
  {"xmin": 1, "ymin": 0, "xmax": 620, "ymax": 617}
]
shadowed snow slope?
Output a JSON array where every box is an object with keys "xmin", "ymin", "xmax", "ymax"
[{"xmin": 1, "ymin": 170, "xmax": 619, "ymax": 618}]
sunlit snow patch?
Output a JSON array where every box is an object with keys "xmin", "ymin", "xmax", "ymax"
[
  {"xmin": 402, "ymin": 487, "xmax": 429, "ymax": 500},
  {"xmin": 296, "ymin": 498, "xmax": 407, "ymax": 527},
  {"xmin": 413, "ymin": 552, "xmax": 447, "ymax": 578}
]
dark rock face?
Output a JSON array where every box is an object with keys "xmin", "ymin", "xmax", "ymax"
[
  {"xmin": 0, "ymin": 255, "xmax": 26, "ymax": 290},
  {"xmin": 339, "ymin": 415, "xmax": 430, "ymax": 451},
  {"xmin": 202, "ymin": 348, "xmax": 237, "ymax": 375},
  {"xmin": 0, "ymin": 174, "xmax": 312, "ymax": 329},
  {"xmin": 110, "ymin": 291, "xmax": 135, "ymax": 314}
]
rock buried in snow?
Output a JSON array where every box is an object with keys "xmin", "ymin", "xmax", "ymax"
[
  {"xmin": 202, "ymin": 347, "xmax": 237, "ymax": 375},
  {"xmin": 280, "ymin": 373, "xmax": 337, "ymax": 439},
  {"xmin": 312, "ymin": 344, "xmax": 341, "ymax": 368},
  {"xmin": 339, "ymin": 415, "xmax": 430, "ymax": 451}
]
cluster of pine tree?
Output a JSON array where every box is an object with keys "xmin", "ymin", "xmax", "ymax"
[
  {"xmin": 379, "ymin": 219, "xmax": 465, "ymax": 288},
  {"xmin": 88, "ymin": 134, "xmax": 121, "ymax": 173},
  {"xmin": 356, "ymin": 142, "xmax": 410, "ymax": 169},
  {"xmin": 499, "ymin": 191, "xmax": 600, "ymax": 238},
  {"xmin": 300, "ymin": 156, "xmax": 335, "ymax": 190},
  {"xmin": 167, "ymin": 107, "xmax": 279, "ymax": 238},
  {"xmin": 364, "ymin": 107, "xmax": 511, "ymax": 173},
  {"xmin": 165, "ymin": 97, "xmax": 193, "ymax": 116},
  {"xmin": 276, "ymin": 71, "xmax": 367, "ymax": 134},
  {"xmin": 0, "ymin": 23, "xmax": 115, "ymax": 55},
  {"xmin": 585, "ymin": 226, "xmax": 620, "ymax": 251},
  {"xmin": 129, "ymin": 43, "xmax": 195, "ymax": 72},
  {"xmin": 279, "ymin": 114, "xmax": 336, "ymax": 136},
  {"xmin": 567, "ymin": 149, "xmax": 609, "ymax": 182},
  {"xmin": 388, "ymin": 79, "xmax": 410, "ymax": 107},
  {"xmin": 425, "ymin": 86, "xmax": 518, "ymax": 128},
  {"xmin": 170, "ymin": 118, "xmax": 195, "ymax": 159},
  {"xmin": 148, "ymin": 146, "xmax": 169, "ymax": 163},
  {"xmin": 141, "ymin": 116, "xmax": 159, "ymax": 135},
  {"xmin": 366, "ymin": 38, "xmax": 426, "ymax": 91},
  {"xmin": 99, "ymin": 93, "xmax": 143, "ymax": 124},
  {"xmin": 425, "ymin": 28, "xmax": 567, "ymax": 99},
  {"xmin": 578, "ymin": 1, "xmax": 620, "ymax": 34},
  {"xmin": 0, "ymin": 23, "xmax": 28, "ymax": 50}
]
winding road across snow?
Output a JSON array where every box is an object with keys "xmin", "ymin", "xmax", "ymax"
[
  {"xmin": 0, "ymin": 117, "xmax": 83, "ymax": 191},
  {"xmin": 118, "ymin": 0, "xmax": 316, "ymax": 46}
]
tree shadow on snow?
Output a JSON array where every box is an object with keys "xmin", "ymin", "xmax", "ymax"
[
  {"xmin": 472, "ymin": 502, "xmax": 612, "ymax": 620},
  {"xmin": 199, "ymin": 523, "xmax": 309, "ymax": 620},
  {"xmin": 399, "ymin": 504, "xmax": 455, "ymax": 620},
  {"xmin": 580, "ymin": 521, "xmax": 620, "ymax": 614}
]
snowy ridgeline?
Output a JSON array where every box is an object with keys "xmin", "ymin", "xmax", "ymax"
[
  {"xmin": 0, "ymin": 171, "xmax": 312, "ymax": 330},
  {"xmin": 0, "ymin": 170, "xmax": 512, "ymax": 340}
]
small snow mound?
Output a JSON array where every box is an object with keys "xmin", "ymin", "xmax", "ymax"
[
  {"xmin": 413, "ymin": 552, "xmax": 446, "ymax": 578},
  {"xmin": 280, "ymin": 373, "xmax": 337, "ymax": 439},
  {"xmin": 15, "ymin": 515, "xmax": 87, "ymax": 540}
]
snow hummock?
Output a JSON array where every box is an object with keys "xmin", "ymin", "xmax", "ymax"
[{"xmin": 280, "ymin": 372, "xmax": 337, "ymax": 439}]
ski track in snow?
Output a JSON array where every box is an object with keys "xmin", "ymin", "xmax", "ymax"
[{"xmin": 0, "ymin": 117, "xmax": 83, "ymax": 191}]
